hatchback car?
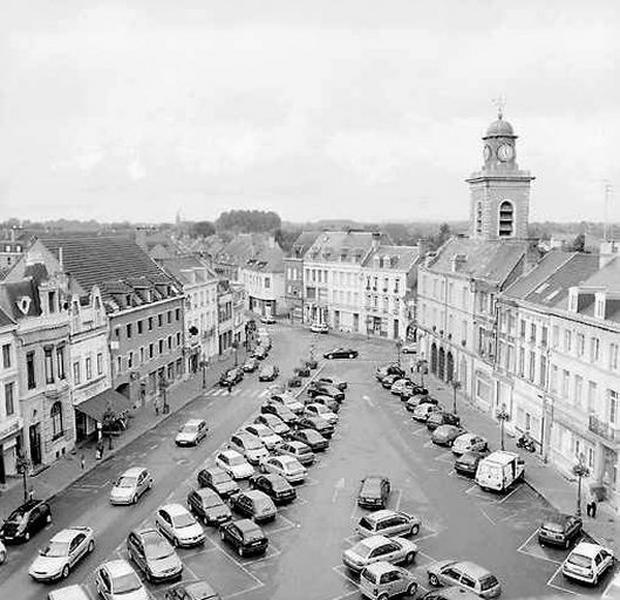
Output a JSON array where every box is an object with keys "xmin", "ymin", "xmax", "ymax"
[
  {"xmin": 126, "ymin": 528, "xmax": 183, "ymax": 583},
  {"xmin": 165, "ymin": 581, "xmax": 221, "ymax": 600},
  {"xmin": 228, "ymin": 490, "xmax": 277, "ymax": 523},
  {"xmin": 219, "ymin": 519, "xmax": 268, "ymax": 557},
  {"xmin": 242, "ymin": 423, "xmax": 282, "ymax": 450},
  {"xmin": 215, "ymin": 450, "xmax": 254, "ymax": 479},
  {"xmin": 310, "ymin": 322, "xmax": 329, "ymax": 333},
  {"xmin": 260, "ymin": 402, "xmax": 298, "ymax": 425},
  {"xmin": 219, "ymin": 367, "xmax": 243, "ymax": 386},
  {"xmin": 187, "ymin": 488, "xmax": 231, "ymax": 526},
  {"xmin": 276, "ymin": 440, "xmax": 315, "ymax": 466},
  {"xmin": 308, "ymin": 383, "xmax": 345, "ymax": 402},
  {"xmin": 294, "ymin": 365, "xmax": 311, "ymax": 377},
  {"xmin": 324, "ymin": 347, "xmax": 358, "ymax": 359},
  {"xmin": 254, "ymin": 413, "xmax": 291, "ymax": 436},
  {"xmin": 242, "ymin": 357, "xmax": 259, "ymax": 372},
  {"xmin": 538, "ymin": 514, "xmax": 582, "ymax": 549},
  {"xmin": 376, "ymin": 364, "xmax": 405, "ymax": 381},
  {"xmin": 0, "ymin": 499, "xmax": 52, "ymax": 543},
  {"xmin": 29, "ymin": 526, "xmax": 95, "ymax": 582},
  {"xmin": 109, "ymin": 467, "xmax": 153, "ymax": 505},
  {"xmin": 427, "ymin": 411, "xmax": 461, "ymax": 431},
  {"xmin": 270, "ymin": 392, "xmax": 305, "ymax": 414},
  {"xmin": 359, "ymin": 476, "xmax": 392, "ymax": 509},
  {"xmin": 297, "ymin": 415, "xmax": 334, "ymax": 438},
  {"xmin": 258, "ymin": 364, "xmax": 280, "ymax": 382},
  {"xmin": 94, "ymin": 559, "xmax": 148, "ymax": 600},
  {"xmin": 359, "ymin": 561, "xmax": 418, "ymax": 600},
  {"xmin": 229, "ymin": 432, "xmax": 269, "ymax": 465},
  {"xmin": 452, "ymin": 434, "xmax": 488, "ymax": 456},
  {"xmin": 260, "ymin": 455, "xmax": 307, "ymax": 483},
  {"xmin": 317, "ymin": 376, "xmax": 348, "ymax": 390},
  {"xmin": 413, "ymin": 403, "xmax": 442, "ymax": 422},
  {"xmin": 249, "ymin": 473, "xmax": 296, "ymax": 504},
  {"xmin": 196, "ymin": 466, "xmax": 239, "ymax": 497},
  {"xmin": 342, "ymin": 535, "xmax": 418, "ymax": 573},
  {"xmin": 289, "ymin": 428, "xmax": 329, "ymax": 451},
  {"xmin": 175, "ymin": 419, "xmax": 208, "ymax": 446},
  {"xmin": 155, "ymin": 504, "xmax": 205, "ymax": 548},
  {"xmin": 356, "ymin": 510, "xmax": 421, "ymax": 539},
  {"xmin": 304, "ymin": 403, "xmax": 338, "ymax": 425},
  {"xmin": 310, "ymin": 395, "xmax": 340, "ymax": 413},
  {"xmin": 427, "ymin": 560, "xmax": 501, "ymax": 599},
  {"xmin": 561, "ymin": 542, "xmax": 614, "ymax": 585},
  {"xmin": 454, "ymin": 450, "xmax": 491, "ymax": 478},
  {"xmin": 432, "ymin": 425, "xmax": 466, "ymax": 447}
]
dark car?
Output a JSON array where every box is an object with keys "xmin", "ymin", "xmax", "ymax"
[
  {"xmin": 426, "ymin": 411, "xmax": 461, "ymax": 431},
  {"xmin": 358, "ymin": 475, "xmax": 391, "ymax": 509},
  {"xmin": 381, "ymin": 374, "xmax": 401, "ymax": 389},
  {"xmin": 0, "ymin": 499, "xmax": 52, "ymax": 543},
  {"xmin": 324, "ymin": 347, "xmax": 358, "ymax": 359},
  {"xmin": 219, "ymin": 367, "xmax": 244, "ymax": 387},
  {"xmin": 197, "ymin": 467, "xmax": 240, "ymax": 497},
  {"xmin": 293, "ymin": 365, "xmax": 311, "ymax": 378},
  {"xmin": 399, "ymin": 384, "xmax": 428, "ymax": 400},
  {"xmin": 376, "ymin": 364, "xmax": 406, "ymax": 381},
  {"xmin": 242, "ymin": 357, "xmax": 259, "ymax": 373},
  {"xmin": 311, "ymin": 395, "xmax": 340, "ymax": 413},
  {"xmin": 307, "ymin": 383, "xmax": 345, "ymax": 402},
  {"xmin": 297, "ymin": 415, "xmax": 334, "ymax": 439},
  {"xmin": 305, "ymin": 358, "xmax": 318, "ymax": 370},
  {"xmin": 249, "ymin": 473, "xmax": 296, "ymax": 504},
  {"xmin": 187, "ymin": 488, "xmax": 232, "ymax": 526},
  {"xmin": 454, "ymin": 449, "xmax": 491, "ymax": 477},
  {"xmin": 165, "ymin": 581, "xmax": 221, "ymax": 600},
  {"xmin": 228, "ymin": 490, "xmax": 276, "ymax": 523},
  {"xmin": 287, "ymin": 375, "xmax": 302, "ymax": 388},
  {"xmin": 405, "ymin": 395, "xmax": 436, "ymax": 411},
  {"xmin": 317, "ymin": 376, "xmax": 347, "ymax": 391},
  {"xmin": 538, "ymin": 514, "xmax": 583, "ymax": 548},
  {"xmin": 289, "ymin": 428, "xmax": 329, "ymax": 451},
  {"xmin": 126, "ymin": 528, "xmax": 183, "ymax": 583},
  {"xmin": 219, "ymin": 519, "xmax": 268, "ymax": 557},
  {"xmin": 431, "ymin": 425, "xmax": 466, "ymax": 447},
  {"xmin": 260, "ymin": 402, "xmax": 298, "ymax": 425}
]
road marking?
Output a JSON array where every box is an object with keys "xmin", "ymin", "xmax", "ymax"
[
  {"xmin": 516, "ymin": 529, "xmax": 563, "ymax": 566},
  {"xmin": 332, "ymin": 477, "xmax": 346, "ymax": 503},
  {"xmin": 362, "ymin": 395, "xmax": 375, "ymax": 408},
  {"xmin": 497, "ymin": 484, "xmax": 522, "ymax": 504},
  {"xmin": 546, "ymin": 563, "xmax": 578, "ymax": 595},
  {"xmin": 479, "ymin": 507, "xmax": 496, "ymax": 525}
]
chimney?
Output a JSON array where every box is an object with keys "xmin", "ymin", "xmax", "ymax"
[
  {"xmin": 417, "ymin": 239, "xmax": 428, "ymax": 259},
  {"xmin": 371, "ymin": 231, "xmax": 381, "ymax": 250}
]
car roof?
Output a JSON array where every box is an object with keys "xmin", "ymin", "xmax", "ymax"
[
  {"xmin": 203, "ymin": 465, "xmax": 225, "ymax": 474},
  {"xmin": 274, "ymin": 455, "xmax": 297, "ymax": 465},
  {"xmin": 50, "ymin": 527, "xmax": 89, "ymax": 543},
  {"xmin": 184, "ymin": 419, "xmax": 205, "ymax": 427},
  {"xmin": 235, "ymin": 519, "xmax": 261, "ymax": 533},
  {"xmin": 103, "ymin": 559, "xmax": 135, "ymax": 577},
  {"xmin": 571, "ymin": 542, "xmax": 606, "ymax": 557},
  {"xmin": 287, "ymin": 441, "xmax": 307, "ymax": 449},
  {"xmin": 12, "ymin": 499, "xmax": 45, "ymax": 514},
  {"xmin": 220, "ymin": 449, "xmax": 242, "ymax": 458},
  {"xmin": 244, "ymin": 489, "xmax": 270, "ymax": 501},
  {"xmin": 121, "ymin": 466, "xmax": 145, "ymax": 477},
  {"xmin": 452, "ymin": 561, "xmax": 492, "ymax": 578},
  {"xmin": 362, "ymin": 509, "xmax": 397, "ymax": 523},
  {"xmin": 360, "ymin": 535, "xmax": 391, "ymax": 549},
  {"xmin": 195, "ymin": 488, "xmax": 220, "ymax": 500},
  {"xmin": 160, "ymin": 503, "xmax": 189, "ymax": 517},
  {"xmin": 47, "ymin": 584, "xmax": 92, "ymax": 600},
  {"xmin": 364, "ymin": 560, "xmax": 401, "ymax": 576}
]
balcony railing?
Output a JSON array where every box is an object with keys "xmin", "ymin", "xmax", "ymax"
[{"xmin": 588, "ymin": 415, "xmax": 617, "ymax": 443}]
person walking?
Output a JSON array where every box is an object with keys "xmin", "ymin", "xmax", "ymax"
[
  {"xmin": 586, "ymin": 487, "xmax": 597, "ymax": 518},
  {"xmin": 80, "ymin": 453, "xmax": 85, "ymax": 470},
  {"xmin": 96, "ymin": 440, "xmax": 104, "ymax": 461}
]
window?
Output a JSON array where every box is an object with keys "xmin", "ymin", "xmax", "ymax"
[
  {"xmin": 561, "ymin": 370, "xmax": 570, "ymax": 398},
  {"xmin": 2, "ymin": 344, "xmax": 11, "ymax": 369},
  {"xmin": 167, "ymin": 311, "xmax": 172, "ymax": 324},
  {"xmin": 48, "ymin": 290, "xmax": 56, "ymax": 313},
  {"xmin": 577, "ymin": 334, "xmax": 585, "ymax": 357},
  {"xmin": 114, "ymin": 327, "xmax": 120, "ymax": 338},
  {"xmin": 552, "ymin": 325, "xmax": 559, "ymax": 347},
  {"xmin": 564, "ymin": 330, "xmax": 572, "ymax": 352},
  {"xmin": 149, "ymin": 343, "xmax": 154, "ymax": 359},
  {"xmin": 97, "ymin": 353, "xmax": 103, "ymax": 375},
  {"xmin": 520, "ymin": 320, "xmax": 526, "ymax": 339},
  {"xmin": 176, "ymin": 332, "xmax": 181, "ymax": 346},
  {"xmin": 608, "ymin": 390, "xmax": 618, "ymax": 424},
  {"xmin": 148, "ymin": 317, "xmax": 153, "ymax": 331},
  {"xmin": 588, "ymin": 381, "xmax": 597, "ymax": 413},
  {"xmin": 158, "ymin": 339, "xmax": 164, "ymax": 354},
  {"xmin": 539, "ymin": 355, "xmax": 547, "ymax": 387},
  {"xmin": 44, "ymin": 346, "xmax": 54, "ymax": 384},
  {"xmin": 5, "ymin": 382, "xmax": 15, "ymax": 415},
  {"xmin": 541, "ymin": 326, "xmax": 548, "ymax": 347},
  {"xmin": 140, "ymin": 347, "xmax": 145, "ymax": 364},
  {"xmin": 610, "ymin": 343, "xmax": 619, "ymax": 371},
  {"xmin": 167, "ymin": 335, "xmax": 172, "ymax": 350},
  {"xmin": 158, "ymin": 314, "xmax": 163, "ymax": 327},
  {"xmin": 116, "ymin": 356, "xmax": 122, "ymax": 374},
  {"xmin": 518, "ymin": 348, "xmax": 525, "ymax": 377},
  {"xmin": 590, "ymin": 337, "xmax": 600, "ymax": 362},
  {"xmin": 50, "ymin": 401, "xmax": 63, "ymax": 439},
  {"xmin": 126, "ymin": 323, "xmax": 132, "ymax": 339},
  {"xmin": 550, "ymin": 365, "xmax": 558, "ymax": 393},
  {"xmin": 137, "ymin": 320, "xmax": 143, "ymax": 334},
  {"xmin": 86, "ymin": 357, "xmax": 93, "ymax": 380},
  {"xmin": 73, "ymin": 361, "xmax": 81, "ymax": 384},
  {"xmin": 128, "ymin": 352, "xmax": 133, "ymax": 369},
  {"xmin": 530, "ymin": 323, "xmax": 537, "ymax": 343},
  {"xmin": 498, "ymin": 200, "xmax": 514, "ymax": 237},
  {"xmin": 574, "ymin": 375, "xmax": 583, "ymax": 408},
  {"xmin": 175, "ymin": 308, "xmax": 180, "ymax": 321},
  {"xmin": 264, "ymin": 277, "xmax": 271, "ymax": 289},
  {"xmin": 528, "ymin": 351, "xmax": 535, "ymax": 381},
  {"xmin": 56, "ymin": 346, "xmax": 66, "ymax": 380}
]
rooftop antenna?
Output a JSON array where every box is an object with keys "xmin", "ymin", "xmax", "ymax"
[
  {"xmin": 603, "ymin": 180, "xmax": 613, "ymax": 241},
  {"xmin": 491, "ymin": 94, "xmax": 507, "ymax": 120}
]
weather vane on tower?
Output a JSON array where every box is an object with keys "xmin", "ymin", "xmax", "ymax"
[{"xmin": 492, "ymin": 94, "xmax": 507, "ymax": 120}]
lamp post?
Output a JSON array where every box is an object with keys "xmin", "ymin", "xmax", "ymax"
[
  {"xmin": 416, "ymin": 359, "xmax": 428, "ymax": 388},
  {"xmin": 200, "ymin": 355, "xmax": 208, "ymax": 389},
  {"xmin": 15, "ymin": 452, "xmax": 30, "ymax": 502},
  {"xmin": 572, "ymin": 453, "xmax": 590, "ymax": 517},
  {"xmin": 451, "ymin": 380, "xmax": 462, "ymax": 414},
  {"xmin": 496, "ymin": 403, "xmax": 510, "ymax": 451},
  {"xmin": 158, "ymin": 373, "xmax": 170, "ymax": 414}
]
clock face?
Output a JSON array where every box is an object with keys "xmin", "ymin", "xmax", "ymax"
[
  {"xmin": 497, "ymin": 144, "xmax": 514, "ymax": 162},
  {"xmin": 483, "ymin": 145, "xmax": 492, "ymax": 161}
]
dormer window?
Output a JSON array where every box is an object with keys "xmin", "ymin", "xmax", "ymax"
[
  {"xmin": 126, "ymin": 295, "xmax": 131, "ymax": 306},
  {"xmin": 48, "ymin": 291, "xmax": 56, "ymax": 314},
  {"xmin": 17, "ymin": 296, "xmax": 31, "ymax": 315}
]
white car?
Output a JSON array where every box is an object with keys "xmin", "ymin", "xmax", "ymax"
[
  {"xmin": 401, "ymin": 343, "xmax": 417, "ymax": 354},
  {"xmin": 310, "ymin": 322, "xmax": 329, "ymax": 334},
  {"xmin": 254, "ymin": 413, "xmax": 291, "ymax": 436},
  {"xmin": 342, "ymin": 535, "xmax": 418, "ymax": 573},
  {"xmin": 94, "ymin": 559, "xmax": 149, "ymax": 600},
  {"xmin": 270, "ymin": 392, "xmax": 304, "ymax": 414},
  {"xmin": 260, "ymin": 455, "xmax": 307, "ymax": 484},
  {"xmin": 155, "ymin": 503, "xmax": 205, "ymax": 548},
  {"xmin": 28, "ymin": 527, "xmax": 95, "ymax": 582},
  {"xmin": 452, "ymin": 433, "xmax": 488, "ymax": 456},
  {"xmin": 229, "ymin": 432, "xmax": 269, "ymax": 465},
  {"xmin": 175, "ymin": 419, "xmax": 208, "ymax": 446},
  {"xmin": 304, "ymin": 403, "xmax": 338, "ymax": 425},
  {"xmin": 109, "ymin": 467, "xmax": 153, "ymax": 505},
  {"xmin": 390, "ymin": 379, "xmax": 412, "ymax": 396},
  {"xmin": 47, "ymin": 585, "xmax": 92, "ymax": 600},
  {"xmin": 0, "ymin": 540, "xmax": 5, "ymax": 564},
  {"xmin": 215, "ymin": 449, "xmax": 254, "ymax": 479},
  {"xmin": 562, "ymin": 541, "xmax": 614, "ymax": 586},
  {"xmin": 243, "ymin": 423, "xmax": 283, "ymax": 450}
]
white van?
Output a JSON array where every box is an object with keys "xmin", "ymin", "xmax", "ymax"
[{"xmin": 475, "ymin": 451, "xmax": 524, "ymax": 492}]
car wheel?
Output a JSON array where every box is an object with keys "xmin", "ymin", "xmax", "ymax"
[
  {"xmin": 405, "ymin": 551, "xmax": 416, "ymax": 564},
  {"xmin": 406, "ymin": 582, "xmax": 418, "ymax": 596},
  {"xmin": 429, "ymin": 573, "xmax": 440, "ymax": 587},
  {"xmin": 378, "ymin": 594, "xmax": 389, "ymax": 600},
  {"xmin": 328, "ymin": 354, "xmax": 333, "ymax": 359},
  {"xmin": 132, "ymin": 494, "xmax": 138, "ymax": 504},
  {"xmin": 173, "ymin": 537, "xmax": 180, "ymax": 547},
  {"xmin": 62, "ymin": 564, "xmax": 70, "ymax": 579},
  {"xmin": 220, "ymin": 531, "xmax": 225, "ymax": 540},
  {"xmin": 88, "ymin": 540, "xmax": 95, "ymax": 553},
  {"xmin": 410, "ymin": 524, "xmax": 420, "ymax": 536}
]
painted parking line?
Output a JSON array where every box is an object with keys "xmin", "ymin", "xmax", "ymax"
[
  {"xmin": 546, "ymin": 563, "xmax": 578, "ymax": 596},
  {"xmin": 516, "ymin": 529, "xmax": 563, "ymax": 566}
]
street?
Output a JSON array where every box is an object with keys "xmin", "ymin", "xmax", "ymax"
[{"xmin": 0, "ymin": 325, "xmax": 617, "ymax": 600}]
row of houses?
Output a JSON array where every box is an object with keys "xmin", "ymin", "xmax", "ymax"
[{"xmin": 0, "ymin": 235, "xmax": 246, "ymax": 484}]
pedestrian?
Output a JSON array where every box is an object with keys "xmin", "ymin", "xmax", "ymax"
[
  {"xmin": 28, "ymin": 488, "xmax": 34, "ymax": 501},
  {"xmin": 154, "ymin": 397, "xmax": 160, "ymax": 415},
  {"xmin": 80, "ymin": 453, "xmax": 85, "ymax": 470},
  {"xmin": 227, "ymin": 381, "xmax": 233, "ymax": 395},
  {"xmin": 586, "ymin": 487, "xmax": 597, "ymax": 518},
  {"xmin": 96, "ymin": 440, "xmax": 104, "ymax": 461}
]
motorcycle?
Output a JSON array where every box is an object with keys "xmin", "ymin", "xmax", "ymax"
[{"xmin": 516, "ymin": 433, "xmax": 536, "ymax": 452}]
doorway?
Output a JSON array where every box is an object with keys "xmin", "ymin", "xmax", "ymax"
[{"xmin": 29, "ymin": 423, "xmax": 42, "ymax": 466}]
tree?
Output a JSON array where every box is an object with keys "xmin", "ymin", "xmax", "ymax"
[
  {"xmin": 215, "ymin": 210, "xmax": 281, "ymax": 233},
  {"xmin": 572, "ymin": 454, "xmax": 590, "ymax": 517},
  {"xmin": 428, "ymin": 222, "xmax": 452, "ymax": 251},
  {"xmin": 274, "ymin": 228, "xmax": 301, "ymax": 253},
  {"xmin": 569, "ymin": 232, "xmax": 585, "ymax": 252},
  {"xmin": 190, "ymin": 221, "xmax": 216, "ymax": 238}
]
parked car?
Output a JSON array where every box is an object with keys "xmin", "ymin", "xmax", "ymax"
[
  {"xmin": 427, "ymin": 560, "xmax": 501, "ymax": 599},
  {"xmin": 405, "ymin": 395, "xmax": 434, "ymax": 412},
  {"xmin": 400, "ymin": 385, "xmax": 429, "ymax": 400},
  {"xmin": 0, "ymin": 540, "xmax": 5, "ymax": 564},
  {"xmin": 356, "ymin": 510, "xmax": 421, "ymax": 539},
  {"xmin": 432, "ymin": 425, "xmax": 466, "ymax": 447},
  {"xmin": 324, "ymin": 347, "xmax": 358, "ymax": 359},
  {"xmin": 305, "ymin": 358, "xmax": 318, "ymax": 369},
  {"xmin": 310, "ymin": 322, "xmax": 329, "ymax": 334},
  {"xmin": 260, "ymin": 455, "xmax": 307, "ymax": 484},
  {"xmin": 317, "ymin": 376, "xmax": 348, "ymax": 390},
  {"xmin": 258, "ymin": 364, "xmax": 280, "ymax": 382},
  {"xmin": 0, "ymin": 499, "xmax": 52, "ymax": 543},
  {"xmin": 381, "ymin": 374, "xmax": 401, "ymax": 389},
  {"xmin": 561, "ymin": 542, "xmax": 614, "ymax": 586},
  {"xmin": 310, "ymin": 394, "xmax": 340, "ymax": 413},
  {"xmin": 28, "ymin": 526, "xmax": 95, "ymax": 582},
  {"xmin": 242, "ymin": 357, "xmax": 259, "ymax": 372},
  {"xmin": 359, "ymin": 561, "xmax": 418, "ymax": 600},
  {"xmin": 390, "ymin": 378, "xmax": 413, "ymax": 395},
  {"xmin": 304, "ymin": 403, "xmax": 338, "ymax": 425},
  {"xmin": 289, "ymin": 428, "xmax": 329, "ymax": 451},
  {"xmin": 294, "ymin": 365, "xmax": 311, "ymax": 377},
  {"xmin": 253, "ymin": 345, "xmax": 268, "ymax": 360},
  {"xmin": 276, "ymin": 440, "xmax": 315, "ymax": 466},
  {"xmin": 187, "ymin": 488, "xmax": 231, "ymax": 526},
  {"xmin": 288, "ymin": 375, "xmax": 302, "ymax": 388},
  {"xmin": 228, "ymin": 432, "xmax": 269, "ymax": 465},
  {"xmin": 342, "ymin": 535, "xmax": 417, "ymax": 573},
  {"xmin": 454, "ymin": 450, "xmax": 491, "ymax": 478},
  {"xmin": 47, "ymin": 584, "xmax": 93, "ymax": 600},
  {"xmin": 307, "ymin": 383, "xmax": 345, "ymax": 402},
  {"xmin": 452, "ymin": 434, "xmax": 488, "ymax": 456},
  {"xmin": 427, "ymin": 411, "xmax": 461, "ymax": 431},
  {"xmin": 242, "ymin": 424, "xmax": 282, "ymax": 450},
  {"xmin": 164, "ymin": 581, "xmax": 221, "ymax": 600},
  {"xmin": 219, "ymin": 367, "xmax": 243, "ymax": 387},
  {"xmin": 249, "ymin": 473, "xmax": 296, "ymax": 504},
  {"xmin": 126, "ymin": 528, "xmax": 183, "ymax": 583},
  {"xmin": 155, "ymin": 504, "xmax": 205, "ymax": 548},
  {"xmin": 260, "ymin": 315, "xmax": 276, "ymax": 324},
  {"xmin": 228, "ymin": 490, "xmax": 277, "ymax": 524},
  {"xmin": 175, "ymin": 419, "xmax": 208, "ymax": 447},
  {"xmin": 270, "ymin": 392, "xmax": 305, "ymax": 414},
  {"xmin": 94, "ymin": 559, "xmax": 148, "ymax": 600},
  {"xmin": 197, "ymin": 466, "xmax": 239, "ymax": 497},
  {"xmin": 376, "ymin": 364, "xmax": 405, "ymax": 381},
  {"xmin": 358, "ymin": 476, "xmax": 391, "ymax": 509},
  {"xmin": 219, "ymin": 519, "xmax": 268, "ymax": 557},
  {"xmin": 538, "ymin": 514, "xmax": 582, "ymax": 549},
  {"xmin": 297, "ymin": 415, "xmax": 334, "ymax": 439},
  {"xmin": 420, "ymin": 588, "xmax": 481, "ymax": 600},
  {"xmin": 254, "ymin": 413, "xmax": 291, "ymax": 437},
  {"xmin": 260, "ymin": 402, "xmax": 298, "ymax": 425},
  {"xmin": 401, "ymin": 343, "xmax": 417, "ymax": 354},
  {"xmin": 215, "ymin": 450, "xmax": 254, "ymax": 480},
  {"xmin": 413, "ymin": 403, "xmax": 443, "ymax": 422}
]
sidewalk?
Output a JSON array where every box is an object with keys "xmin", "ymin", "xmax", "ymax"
[
  {"xmin": 424, "ymin": 374, "xmax": 618, "ymax": 553},
  {"xmin": 0, "ymin": 349, "xmax": 246, "ymax": 518}
]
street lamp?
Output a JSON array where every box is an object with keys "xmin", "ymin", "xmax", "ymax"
[
  {"xmin": 15, "ymin": 452, "xmax": 30, "ymax": 502},
  {"xmin": 451, "ymin": 380, "xmax": 462, "ymax": 414},
  {"xmin": 200, "ymin": 356, "xmax": 208, "ymax": 389},
  {"xmin": 496, "ymin": 403, "xmax": 510, "ymax": 451},
  {"xmin": 416, "ymin": 359, "xmax": 428, "ymax": 388},
  {"xmin": 572, "ymin": 453, "xmax": 590, "ymax": 517}
]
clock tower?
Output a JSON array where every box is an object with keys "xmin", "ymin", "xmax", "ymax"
[{"xmin": 466, "ymin": 109, "xmax": 535, "ymax": 240}]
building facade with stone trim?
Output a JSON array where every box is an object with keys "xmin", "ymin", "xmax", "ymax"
[{"xmin": 0, "ymin": 311, "xmax": 20, "ymax": 483}]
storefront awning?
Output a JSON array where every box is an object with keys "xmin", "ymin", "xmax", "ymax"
[{"xmin": 75, "ymin": 389, "xmax": 132, "ymax": 423}]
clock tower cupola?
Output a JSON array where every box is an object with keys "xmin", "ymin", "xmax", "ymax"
[{"xmin": 466, "ymin": 104, "xmax": 535, "ymax": 240}]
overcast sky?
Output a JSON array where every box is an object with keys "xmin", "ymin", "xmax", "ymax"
[{"xmin": 1, "ymin": 0, "xmax": 619, "ymax": 224}]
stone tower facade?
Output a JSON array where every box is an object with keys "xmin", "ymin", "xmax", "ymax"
[{"xmin": 466, "ymin": 112, "xmax": 535, "ymax": 240}]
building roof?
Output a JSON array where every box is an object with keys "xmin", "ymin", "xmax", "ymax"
[
  {"xmin": 157, "ymin": 255, "xmax": 217, "ymax": 286},
  {"xmin": 304, "ymin": 230, "xmax": 389, "ymax": 264},
  {"xmin": 217, "ymin": 233, "xmax": 276, "ymax": 266},
  {"xmin": 290, "ymin": 231, "xmax": 321, "ymax": 258},
  {"xmin": 0, "ymin": 305, "xmax": 16, "ymax": 327},
  {"xmin": 243, "ymin": 246, "xmax": 285, "ymax": 273},
  {"xmin": 0, "ymin": 273, "xmax": 45, "ymax": 320},
  {"xmin": 363, "ymin": 244, "xmax": 419, "ymax": 272}
]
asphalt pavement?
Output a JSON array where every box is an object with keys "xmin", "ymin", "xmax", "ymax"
[{"xmin": 0, "ymin": 325, "xmax": 617, "ymax": 600}]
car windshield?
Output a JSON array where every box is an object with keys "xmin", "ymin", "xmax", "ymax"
[
  {"xmin": 358, "ymin": 517, "xmax": 373, "ymax": 530},
  {"xmin": 354, "ymin": 541, "xmax": 375, "ymax": 559},
  {"xmin": 204, "ymin": 495, "xmax": 223, "ymax": 508},
  {"xmin": 480, "ymin": 575, "xmax": 499, "ymax": 591},
  {"xmin": 112, "ymin": 572, "xmax": 143, "ymax": 593},
  {"xmin": 228, "ymin": 455, "xmax": 246, "ymax": 466},
  {"xmin": 116, "ymin": 476, "xmax": 137, "ymax": 488},
  {"xmin": 6, "ymin": 511, "xmax": 27, "ymax": 524},
  {"xmin": 144, "ymin": 536, "xmax": 173, "ymax": 559},
  {"xmin": 542, "ymin": 521, "xmax": 564, "ymax": 533},
  {"xmin": 171, "ymin": 512, "xmax": 195, "ymax": 528},
  {"xmin": 212, "ymin": 473, "xmax": 230, "ymax": 484},
  {"xmin": 40, "ymin": 541, "xmax": 70, "ymax": 557},
  {"xmin": 567, "ymin": 552, "xmax": 592, "ymax": 568},
  {"xmin": 182, "ymin": 424, "xmax": 199, "ymax": 434}
]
